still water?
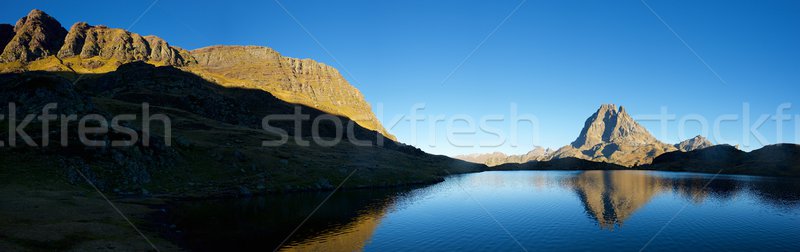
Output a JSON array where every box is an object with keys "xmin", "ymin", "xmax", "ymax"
[{"xmin": 165, "ymin": 171, "xmax": 800, "ymax": 251}]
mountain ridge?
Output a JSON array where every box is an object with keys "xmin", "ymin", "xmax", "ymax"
[
  {"xmin": 458, "ymin": 104, "xmax": 715, "ymax": 167},
  {"xmin": 0, "ymin": 9, "xmax": 394, "ymax": 140}
]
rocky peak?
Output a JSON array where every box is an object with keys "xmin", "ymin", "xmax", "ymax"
[
  {"xmin": 0, "ymin": 9, "xmax": 193, "ymax": 70},
  {"xmin": 0, "ymin": 9, "xmax": 68, "ymax": 62},
  {"xmin": 675, "ymin": 135, "xmax": 714, "ymax": 152},
  {"xmin": 571, "ymin": 104, "xmax": 659, "ymax": 148},
  {"xmin": 57, "ymin": 21, "xmax": 194, "ymax": 66},
  {"xmin": 551, "ymin": 104, "xmax": 676, "ymax": 167}
]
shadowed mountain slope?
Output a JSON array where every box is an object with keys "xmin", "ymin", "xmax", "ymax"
[
  {"xmin": 644, "ymin": 144, "xmax": 800, "ymax": 177},
  {"xmin": 0, "ymin": 63, "xmax": 484, "ymax": 197}
]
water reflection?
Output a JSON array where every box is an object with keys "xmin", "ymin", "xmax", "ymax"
[
  {"xmin": 163, "ymin": 171, "xmax": 800, "ymax": 251},
  {"xmin": 567, "ymin": 171, "xmax": 663, "ymax": 230}
]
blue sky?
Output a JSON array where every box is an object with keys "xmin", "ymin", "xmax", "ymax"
[{"xmin": 2, "ymin": 0, "xmax": 799, "ymax": 155}]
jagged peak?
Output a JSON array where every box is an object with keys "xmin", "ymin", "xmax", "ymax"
[{"xmin": 1, "ymin": 9, "xmax": 67, "ymax": 62}]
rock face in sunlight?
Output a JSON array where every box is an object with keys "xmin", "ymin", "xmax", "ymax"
[
  {"xmin": 57, "ymin": 22, "xmax": 195, "ymax": 66},
  {"xmin": 0, "ymin": 9, "xmax": 67, "ymax": 62},
  {"xmin": 187, "ymin": 45, "xmax": 395, "ymax": 140},
  {"xmin": 0, "ymin": 9, "xmax": 395, "ymax": 141},
  {"xmin": 674, "ymin": 135, "xmax": 714, "ymax": 152},
  {"xmin": 550, "ymin": 104, "xmax": 677, "ymax": 167},
  {"xmin": 0, "ymin": 9, "xmax": 193, "ymax": 73}
]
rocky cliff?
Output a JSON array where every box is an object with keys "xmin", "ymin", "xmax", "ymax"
[
  {"xmin": 57, "ymin": 22, "xmax": 194, "ymax": 66},
  {"xmin": 0, "ymin": 9, "xmax": 67, "ymax": 63},
  {"xmin": 550, "ymin": 104, "xmax": 677, "ymax": 167},
  {"xmin": 0, "ymin": 9, "xmax": 193, "ymax": 73},
  {"xmin": 187, "ymin": 45, "xmax": 395, "ymax": 140},
  {"xmin": 0, "ymin": 9, "xmax": 394, "ymax": 140}
]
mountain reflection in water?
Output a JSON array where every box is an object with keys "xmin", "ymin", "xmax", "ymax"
[{"xmin": 162, "ymin": 171, "xmax": 800, "ymax": 251}]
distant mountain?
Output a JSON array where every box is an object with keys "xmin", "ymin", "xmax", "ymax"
[
  {"xmin": 0, "ymin": 9, "xmax": 393, "ymax": 140},
  {"xmin": 644, "ymin": 144, "xmax": 800, "ymax": 177},
  {"xmin": 549, "ymin": 104, "xmax": 677, "ymax": 167},
  {"xmin": 674, "ymin": 135, "xmax": 714, "ymax": 152},
  {"xmin": 462, "ymin": 105, "xmax": 717, "ymax": 167},
  {"xmin": 455, "ymin": 146, "xmax": 553, "ymax": 166}
]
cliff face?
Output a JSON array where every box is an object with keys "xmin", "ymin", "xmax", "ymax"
[
  {"xmin": 0, "ymin": 9, "xmax": 193, "ymax": 73},
  {"xmin": 0, "ymin": 9, "xmax": 394, "ymax": 140},
  {"xmin": 550, "ymin": 104, "xmax": 677, "ymax": 167},
  {"xmin": 57, "ymin": 22, "xmax": 194, "ymax": 66},
  {"xmin": 187, "ymin": 45, "xmax": 395, "ymax": 140},
  {"xmin": 0, "ymin": 9, "xmax": 68, "ymax": 62}
]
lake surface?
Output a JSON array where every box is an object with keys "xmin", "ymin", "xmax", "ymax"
[{"xmin": 164, "ymin": 170, "xmax": 800, "ymax": 251}]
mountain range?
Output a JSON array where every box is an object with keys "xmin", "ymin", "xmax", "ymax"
[
  {"xmin": 1, "ymin": 9, "xmax": 798, "ymax": 197},
  {"xmin": 0, "ymin": 9, "xmax": 482, "ymax": 197},
  {"xmin": 459, "ymin": 104, "xmax": 714, "ymax": 167},
  {"xmin": 0, "ymin": 9, "xmax": 393, "ymax": 139}
]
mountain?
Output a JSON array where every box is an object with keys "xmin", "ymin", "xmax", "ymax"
[
  {"xmin": 186, "ymin": 46, "xmax": 394, "ymax": 139},
  {"xmin": 0, "ymin": 9, "xmax": 481, "ymax": 196},
  {"xmin": 460, "ymin": 106, "xmax": 717, "ymax": 167},
  {"xmin": 0, "ymin": 9, "xmax": 392, "ymax": 140},
  {"xmin": 549, "ymin": 104, "xmax": 677, "ymax": 167},
  {"xmin": 644, "ymin": 144, "xmax": 800, "ymax": 177},
  {"xmin": 674, "ymin": 135, "xmax": 714, "ymax": 151},
  {"xmin": 0, "ymin": 62, "xmax": 484, "ymax": 196},
  {"xmin": 0, "ymin": 9, "xmax": 191, "ymax": 73},
  {"xmin": 0, "ymin": 9, "xmax": 67, "ymax": 62},
  {"xmin": 455, "ymin": 146, "xmax": 553, "ymax": 166}
]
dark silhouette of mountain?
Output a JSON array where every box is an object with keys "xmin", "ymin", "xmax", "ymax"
[
  {"xmin": 0, "ymin": 62, "xmax": 484, "ymax": 197},
  {"xmin": 644, "ymin": 144, "xmax": 800, "ymax": 177},
  {"xmin": 490, "ymin": 157, "xmax": 627, "ymax": 171}
]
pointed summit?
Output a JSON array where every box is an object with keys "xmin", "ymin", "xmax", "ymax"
[
  {"xmin": 0, "ymin": 9, "xmax": 67, "ymax": 62},
  {"xmin": 552, "ymin": 104, "xmax": 677, "ymax": 167},
  {"xmin": 571, "ymin": 104, "xmax": 659, "ymax": 148}
]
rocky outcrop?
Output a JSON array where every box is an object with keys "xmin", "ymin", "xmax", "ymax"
[
  {"xmin": 550, "ymin": 104, "xmax": 677, "ymax": 167},
  {"xmin": 56, "ymin": 22, "xmax": 194, "ymax": 66},
  {"xmin": 0, "ymin": 9, "xmax": 193, "ymax": 71},
  {"xmin": 188, "ymin": 45, "xmax": 395, "ymax": 140},
  {"xmin": 0, "ymin": 9, "xmax": 67, "ymax": 62},
  {"xmin": 456, "ymin": 146, "xmax": 553, "ymax": 166},
  {"xmin": 675, "ymin": 135, "xmax": 713, "ymax": 152}
]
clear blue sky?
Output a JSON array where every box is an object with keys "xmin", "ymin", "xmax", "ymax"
[{"xmin": 2, "ymin": 0, "xmax": 799, "ymax": 155}]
